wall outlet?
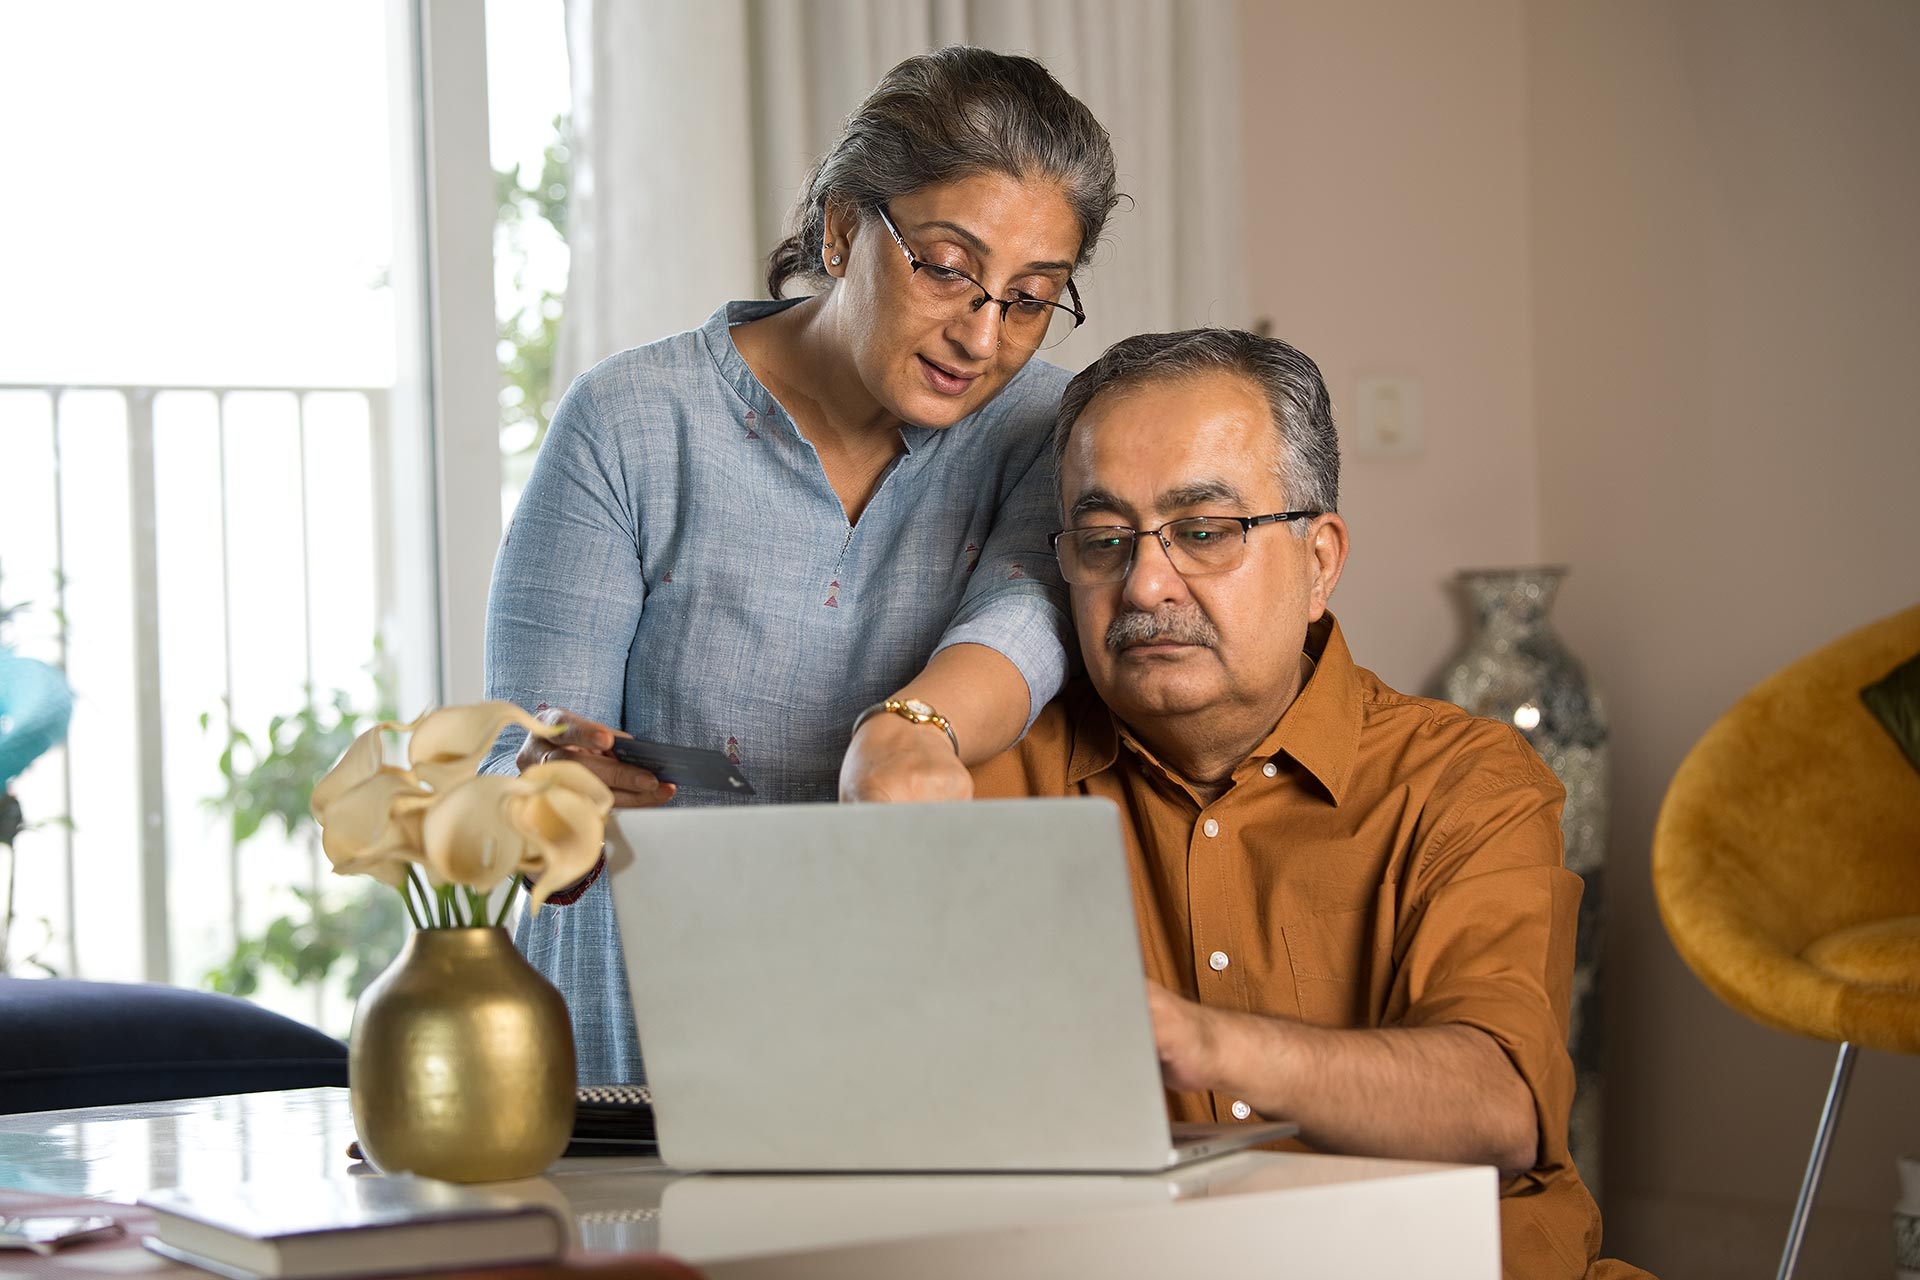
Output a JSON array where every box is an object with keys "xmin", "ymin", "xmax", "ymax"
[{"xmin": 1351, "ymin": 375, "xmax": 1424, "ymax": 458}]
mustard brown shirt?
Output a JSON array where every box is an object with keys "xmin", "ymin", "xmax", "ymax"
[{"xmin": 971, "ymin": 613, "xmax": 1615, "ymax": 1279}]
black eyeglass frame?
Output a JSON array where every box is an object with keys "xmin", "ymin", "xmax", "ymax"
[
  {"xmin": 1049, "ymin": 511, "xmax": 1324, "ymax": 583},
  {"xmin": 874, "ymin": 203, "xmax": 1086, "ymax": 340}
]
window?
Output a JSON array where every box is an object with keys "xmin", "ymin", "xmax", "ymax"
[{"xmin": 0, "ymin": 0, "xmax": 539, "ymax": 1034}]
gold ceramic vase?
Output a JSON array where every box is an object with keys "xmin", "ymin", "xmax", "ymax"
[{"xmin": 349, "ymin": 926, "xmax": 575, "ymax": 1182}]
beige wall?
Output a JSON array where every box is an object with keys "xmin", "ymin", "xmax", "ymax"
[
  {"xmin": 1237, "ymin": 0, "xmax": 1538, "ymax": 693},
  {"xmin": 1243, "ymin": 2, "xmax": 1920, "ymax": 1276},
  {"xmin": 1529, "ymin": 2, "xmax": 1920, "ymax": 1275}
]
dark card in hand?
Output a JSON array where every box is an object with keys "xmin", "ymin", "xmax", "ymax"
[{"xmin": 609, "ymin": 737, "xmax": 754, "ymax": 795}]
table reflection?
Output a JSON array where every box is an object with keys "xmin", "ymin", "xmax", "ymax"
[{"xmin": 0, "ymin": 1091, "xmax": 346, "ymax": 1202}]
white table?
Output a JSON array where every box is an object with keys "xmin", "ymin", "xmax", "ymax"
[{"xmin": 0, "ymin": 1089, "xmax": 1500, "ymax": 1277}]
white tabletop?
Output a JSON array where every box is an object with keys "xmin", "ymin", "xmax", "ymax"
[{"xmin": 0, "ymin": 1089, "xmax": 1501, "ymax": 1278}]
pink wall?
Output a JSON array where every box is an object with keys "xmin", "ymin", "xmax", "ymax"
[
  {"xmin": 1529, "ymin": 2, "xmax": 1920, "ymax": 1274},
  {"xmin": 1243, "ymin": 2, "xmax": 1920, "ymax": 1275},
  {"xmin": 1237, "ymin": 0, "xmax": 1539, "ymax": 694}
]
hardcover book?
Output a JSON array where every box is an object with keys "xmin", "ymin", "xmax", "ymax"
[{"xmin": 137, "ymin": 1174, "xmax": 567, "ymax": 1279}]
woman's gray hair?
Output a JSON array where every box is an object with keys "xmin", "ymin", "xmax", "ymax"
[
  {"xmin": 1053, "ymin": 329, "xmax": 1341, "ymax": 522},
  {"xmin": 766, "ymin": 46, "xmax": 1120, "ymax": 299}
]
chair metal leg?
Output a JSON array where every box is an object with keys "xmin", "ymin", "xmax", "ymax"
[{"xmin": 1776, "ymin": 1041, "xmax": 1857, "ymax": 1280}]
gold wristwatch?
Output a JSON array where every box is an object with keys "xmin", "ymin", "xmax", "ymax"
[{"xmin": 853, "ymin": 697, "xmax": 960, "ymax": 756}]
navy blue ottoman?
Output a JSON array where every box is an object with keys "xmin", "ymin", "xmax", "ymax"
[{"xmin": 0, "ymin": 977, "xmax": 347, "ymax": 1114}]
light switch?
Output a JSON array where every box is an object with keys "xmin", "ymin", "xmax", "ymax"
[{"xmin": 1351, "ymin": 375, "xmax": 1424, "ymax": 459}]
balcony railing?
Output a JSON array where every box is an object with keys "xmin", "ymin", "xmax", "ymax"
[{"xmin": 0, "ymin": 382, "xmax": 398, "ymax": 1028}]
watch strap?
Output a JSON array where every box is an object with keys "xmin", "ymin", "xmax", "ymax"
[{"xmin": 852, "ymin": 699, "xmax": 961, "ymax": 757}]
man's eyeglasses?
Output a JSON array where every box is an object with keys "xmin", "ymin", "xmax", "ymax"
[
  {"xmin": 876, "ymin": 204, "xmax": 1085, "ymax": 353},
  {"xmin": 1050, "ymin": 512, "xmax": 1322, "ymax": 585}
]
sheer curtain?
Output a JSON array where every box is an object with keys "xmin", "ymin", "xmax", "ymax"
[{"xmin": 556, "ymin": 0, "xmax": 1247, "ymax": 384}]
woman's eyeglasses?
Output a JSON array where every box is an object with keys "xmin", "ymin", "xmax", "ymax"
[{"xmin": 876, "ymin": 204, "xmax": 1084, "ymax": 353}]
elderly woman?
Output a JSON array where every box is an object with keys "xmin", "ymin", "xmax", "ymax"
[{"xmin": 483, "ymin": 46, "xmax": 1120, "ymax": 1083}]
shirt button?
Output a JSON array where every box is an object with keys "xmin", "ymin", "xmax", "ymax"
[
  {"xmin": 1262, "ymin": 762, "xmax": 1278, "ymax": 778},
  {"xmin": 1202, "ymin": 818, "xmax": 1220, "ymax": 838},
  {"xmin": 1231, "ymin": 1100, "xmax": 1252, "ymax": 1120},
  {"xmin": 1209, "ymin": 950, "xmax": 1229, "ymax": 971}
]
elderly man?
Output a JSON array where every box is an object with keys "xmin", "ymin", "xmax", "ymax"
[{"xmin": 970, "ymin": 330, "xmax": 1643, "ymax": 1279}]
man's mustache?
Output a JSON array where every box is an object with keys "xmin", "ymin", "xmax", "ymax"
[{"xmin": 1105, "ymin": 607, "xmax": 1219, "ymax": 652}]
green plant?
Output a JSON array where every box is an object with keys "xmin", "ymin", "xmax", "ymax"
[
  {"xmin": 210, "ymin": 885, "xmax": 408, "ymax": 1000},
  {"xmin": 202, "ymin": 686, "xmax": 391, "ymax": 849},
  {"xmin": 496, "ymin": 113, "xmax": 571, "ymax": 460},
  {"xmin": 202, "ymin": 670, "xmax": 408, "ymax": 1000}
]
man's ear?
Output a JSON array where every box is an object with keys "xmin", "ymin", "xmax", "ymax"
[{"xmin": 1305, "ymin": 513, "xmax": 1350, "ymax": 622}]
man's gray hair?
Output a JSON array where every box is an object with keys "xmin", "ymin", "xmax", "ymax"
[{"xmin": 1053, "ymin": 329, "xmax": 1340, "ymax": 523}]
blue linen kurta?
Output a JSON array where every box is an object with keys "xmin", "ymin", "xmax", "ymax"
[{"xmin": 482, "ymin": 299, "xmax": 1073, "ymax": 1082}]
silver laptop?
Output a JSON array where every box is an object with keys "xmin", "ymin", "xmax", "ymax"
[{"xmin": 605, "ymin": 797, "xmax": 1297, "ymax": 1172}]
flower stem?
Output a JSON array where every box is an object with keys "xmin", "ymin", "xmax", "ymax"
[
  {"xmin": 464, "ymin": 887, "xmax": 488, "ymax": 928},
  {"xmin": 437, "ymin": 884, "xmax": 456, "ymax": 929},
  {"xmin": 396, "ymin": 882, "xmax": 424, "ymax": 930},
  {"xmin": 406, "ymin": 867, "xmax": 433, "ymax": 927},
  {"xmin": 493, "ymin": 878, "xmax": 522, "ymax": 929}
]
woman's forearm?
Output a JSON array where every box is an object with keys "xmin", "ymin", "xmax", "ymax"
[
  {"xmin": 838, "ymin": 642, "xmax": 1033, "ymax": 801},
  {"xmin": 885, "ymin": 641, "xmax": 1031, "ymax": 764}
]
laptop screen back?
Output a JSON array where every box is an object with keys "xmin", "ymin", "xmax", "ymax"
[{"xmin": 605, "ymin": 798, "xmax": 1176, "ymax": 1171}]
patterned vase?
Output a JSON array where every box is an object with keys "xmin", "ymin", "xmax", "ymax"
[
  {"xmin": 1439, "ymin": 566, "xmax": 1608, "ymax": 1201},
  {"xmin": 1898, "ymin": 1155, "xmax": 1920, "ymax": 1280}
]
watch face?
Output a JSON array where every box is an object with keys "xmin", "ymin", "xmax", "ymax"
[{"xmin": 898, "ymin": 699, "xmax": 935, "ymax": 718}]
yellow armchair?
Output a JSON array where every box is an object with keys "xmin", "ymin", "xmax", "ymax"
[{"xmin": 1653, "ymin": 603, "xmax": 1920, "ymax": 1280}]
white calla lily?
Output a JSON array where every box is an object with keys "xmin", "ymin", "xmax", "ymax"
[
  {"xmin": 420, "ymin": 775, "xmax": 531, "ymax": 893},
  {"xmin": 508, "ymin": 762, "xmax": 614, "ymax": 914},
  {"xmin": 307, "ymin": 701, "xmax": 613, "ymax": 930},
  {"xmin": 316, "ymin": 768, "xmax": 431, "ymax": 887},
  {"xmin": 407, "ymin": 701, "xmax": 556, "ymax": 792},
  {"xmin": 309, "ymin": 720, "xmax": 404, "ymax": 819}
]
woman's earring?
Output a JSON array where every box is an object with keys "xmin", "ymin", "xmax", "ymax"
[{"xmin": 830, "ymin": 252, "xmax": 843, "ymax": 266}]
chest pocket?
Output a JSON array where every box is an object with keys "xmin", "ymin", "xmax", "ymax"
[{"xmin": 1282, "ymin": 904, "xmax": 1382, "ymax": 1028}]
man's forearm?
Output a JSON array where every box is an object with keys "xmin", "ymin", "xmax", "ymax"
[{"xmin": 1211, "ymin": 1008, "xmax": 1539, "ymax": 1175}]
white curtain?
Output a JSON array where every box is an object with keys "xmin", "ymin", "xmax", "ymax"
[{"xmin": 556, "ymin": 0, "xmax": 1247, "ymax": 384}]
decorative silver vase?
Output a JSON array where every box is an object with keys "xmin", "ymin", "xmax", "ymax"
[
  {"xmin": 1439, "ymin": 566, "xmax": 1608, "ymax": 1200},
  {"xmin": 1898, "ymin": 1155, "xmax": 1920, "ymax": 1280}
]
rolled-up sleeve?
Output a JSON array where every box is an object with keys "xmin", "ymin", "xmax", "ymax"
[
  {"xmin": 932, "ymin": 431, "xmax": 1072, "ymax": 730},
  {"xmin": 1385, "ymin": 732, "xmax": 1583, "ymax": 1175},
  {"xmin": 482, "ymin": 373, "xmax": 645, "ymax": 776}
]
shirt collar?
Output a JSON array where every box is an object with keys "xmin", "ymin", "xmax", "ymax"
[
  {"xmin": 1065, "ymin": 680, "xmax": 1121, "ymax": 785},
  {"xmin": 1260, "ymin": 613, "xmax": 1362, "ymax": 804},
  {"xmin": 704, "ymin": 299, "xmax": 800, "ymax": 417},
  {"xmin": 1065, "ymin": 612, "xmax": 1364, "ymax": 805},
  {"xmin": 701, "ymin": 299, "xmax": 937, "ymax": 454}
]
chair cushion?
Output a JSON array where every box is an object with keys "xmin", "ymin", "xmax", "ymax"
[
  {"xmin": 0, "ymin": 977, "xmax": 347, "ymax": 1114},
  {"xmin": 1802, "ymin": 916, "xmax": 1920, "ymax": 994},
  {"xmin": 1653, "ymin": 604, "xmax": 1920, "ymax": 1052}
]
